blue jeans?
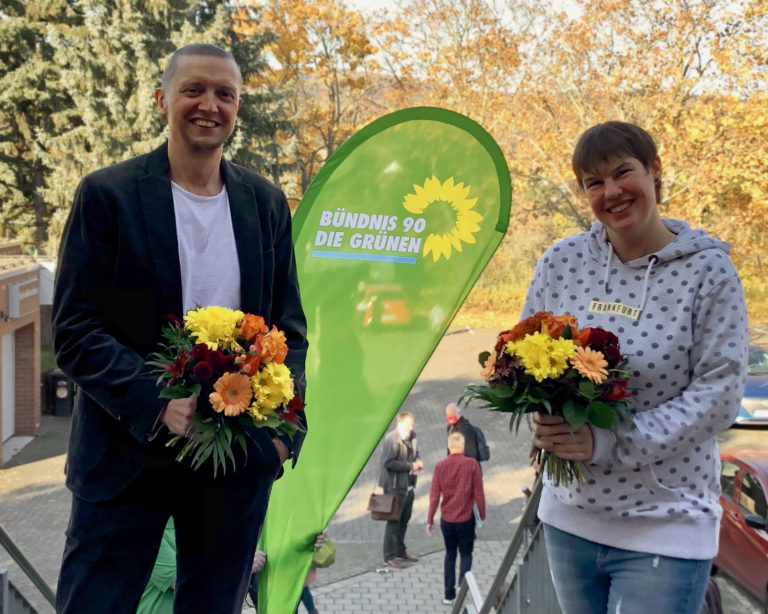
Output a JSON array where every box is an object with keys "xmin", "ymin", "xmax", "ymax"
[
  {"xmin": 441, "ymin": 517, "xmax": 475, "ymax": 601},
  {"xmin": 543, "ymin": 524, "xmax": 711, "ymax": 614},
  {"xmin": 248, "ymin": 574, "xmax": 315, "ymax": 613}
]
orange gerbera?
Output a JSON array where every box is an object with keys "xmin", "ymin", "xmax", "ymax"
[
  {"xmin": 209, "ymin": 372, "xmax": 252, "ymax": 416},
  {"xmin": 570, "ymin": 346, "xmax": 609, "ymax": 384}
]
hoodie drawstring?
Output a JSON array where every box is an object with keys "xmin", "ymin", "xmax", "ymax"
[
  {"xmin": 638, "ymin": 255, "xmax": 659, "ymax": 316},
  {"xmin": 603, "ymin": 242, "xmax": 615, "ymax": 293},
  {"xmin": 603, "ymin": 244, "xmax": 659, "ymax": 318}
]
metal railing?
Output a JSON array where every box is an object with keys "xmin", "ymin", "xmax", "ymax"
[
  {"xmin": 0, "ymin": 570, "xmax": 37, "ymax": 614},
  {"xmin": 0, "ymin": 524, "xmax": 53, "ymax": 614},
  {"xmin": 451, "ymin": 472, "xmax": 561, "ymax": 614}
]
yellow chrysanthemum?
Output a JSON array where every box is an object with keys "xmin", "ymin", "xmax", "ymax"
[
  {"xmin": 506, "ymin": 332, "xmax": 576, "ymax": 382},
  {"xmin": 248, "ymin": 362, "xmax": 294, "ymax": 419},
  {"xmin": 185, "ymin": 306, "xmax": 244, "ymax": 351},
  {"xmin": 570, "ymin": 346, "xmax": 609, "ymax": 384}
]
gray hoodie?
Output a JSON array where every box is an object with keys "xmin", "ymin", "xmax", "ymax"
[{"xmin": 523, "ymin": 218, "xmax": 748, "ymax": 559}]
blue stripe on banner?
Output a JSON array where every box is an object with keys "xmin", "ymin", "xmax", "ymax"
[{"xmin": 312, "ymin": 251, "xmax": 417, "ymax": 264}]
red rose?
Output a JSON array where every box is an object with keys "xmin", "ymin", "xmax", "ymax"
[
  {"xmin": 602, "ymin": 345, "xmax": 623, "ymax": 367},
  {"xmin": 587, "ymin": 328, "xmax": 619, "ymax": 348},
  {"xmin": 604, "ymin": 380, "xmax": 635, "ymax": 401},
  {"xmin": 282, "ymin": 396, "xmax": 306, "ymax": 426}
]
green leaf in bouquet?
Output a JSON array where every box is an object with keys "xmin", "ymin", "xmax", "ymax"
[
  {"xmin": 613, "ymin": 401, "xmax": 635, "ymax": 426},
  {"xmin": 511, "ymin": 409, "xmax": 529, "ymax": 433},
  {"xmin": 459, "ymin": 383, "xmax": 517, "ymax": 411},
  {"xmin": 233, "ymin": 429, "xmax": 248, "ymax": 456},
  {"xmin": 578, "ymin": 380, "xmax": 598, "ymax": 399},
  {"xmin": 526, "ymin": 386, "xmax": 551, "ymax": 403},
  {"xmin": 159, "ymin": 383, "xmax": 201, "ymax": 400},
  {"xmin": 561, "ymin": 324, "xmax": 573, "ymax": 340},
  {"xmin": 563, "ymin": 399, "xmax": 588, "ymax": 428},
  {"xmin": 587, "ymin": 400, "xmax": 615, "ymax": 429},
  {"xmin": 224, "ymin": 427, "xmax": 238, "ymax": 469},
  {"xmin": 259, "ymin": 414, "xmax": 285, "ymax": 429},
  {"xmin": 478, "ymin": 351, "xmax": 491, "ymax": 367}
]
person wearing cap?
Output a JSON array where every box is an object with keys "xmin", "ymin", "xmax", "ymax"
[{"xmin": 445, "ymin": 403, "xmax": 478, "ymax": 461}]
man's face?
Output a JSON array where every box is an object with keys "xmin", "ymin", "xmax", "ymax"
[
  {"xmin": 155, "ymin": 54, "xmax": 241, "ymax": 154},
  {"xmin": 397, "ymin": 417, "xmax": 414, "ymax": 440}
]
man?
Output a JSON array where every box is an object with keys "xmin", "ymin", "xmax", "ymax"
[
  {"xmin": 427, "ymin": 432, "xmax": 485, "ymax": 606},
  {"xmin": 52, "ymin": 44, "xmax": 307, "ymax": 614},
  {"xmin": 378, "ymin": 411, "xmax": 423, "ymax": 568},
  {"xmin": 445, "ymin": 402, "xmax": 478, "ymax": 460}
]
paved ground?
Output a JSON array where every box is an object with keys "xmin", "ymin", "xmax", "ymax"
[{"xmin": 1, "ymin": 327, "xmax": 765, "ymax": 613}]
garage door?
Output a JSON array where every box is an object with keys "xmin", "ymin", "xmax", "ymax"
[{"xmin": 2, "ymin": 332, "xmax": 15, "ymax": 442}]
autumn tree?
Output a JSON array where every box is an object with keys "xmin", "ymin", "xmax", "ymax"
[
  {"xmin": 504, "ymin": 0, "xmax": 768, "ymax": 307},
  {"xmin": 370, "ymin": 0, "xmax": 529, "ymax": 140},
  {"xmin": 234, "ymin": 0, "xmax": 379, "ymax": 204}
]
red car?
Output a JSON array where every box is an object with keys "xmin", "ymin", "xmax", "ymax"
[{"xmin": 715, "ymin": 448, "xmax": 768, "ymax": 611}]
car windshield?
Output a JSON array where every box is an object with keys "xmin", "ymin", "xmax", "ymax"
[{"xmin": 748, "ymin": 347, "xmax": 768, "ymax": 375}]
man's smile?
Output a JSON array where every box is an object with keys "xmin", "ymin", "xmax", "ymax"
[{"xmin": 191, "ymin": 118, "xmax": 218, "ymax": 127}]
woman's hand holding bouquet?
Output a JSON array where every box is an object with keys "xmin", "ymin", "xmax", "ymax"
[{"xmin": 461, "ymin": 311, "xmax": 634, "ymax": 485}]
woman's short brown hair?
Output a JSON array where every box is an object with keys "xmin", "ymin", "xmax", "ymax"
[{"xmin": 572, "ymin": 121, "xmax": 658, "ymax": 194}]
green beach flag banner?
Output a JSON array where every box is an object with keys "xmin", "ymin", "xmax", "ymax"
[{"xmin": 257, "ymin": 107, "xmax": 510, "ymax": 613}]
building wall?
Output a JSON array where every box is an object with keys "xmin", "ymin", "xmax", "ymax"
[
  {"xmin": 0, "ymin": 240, "xmax": 23, "ymax": 256},
  {"xmin": 0, "ymin": 258, "xmax": 41, "ymax": 463}
]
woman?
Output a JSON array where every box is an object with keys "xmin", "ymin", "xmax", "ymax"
[{"xmin": 526, "ymin": 121, "xmax": 748, "ymax": 614}]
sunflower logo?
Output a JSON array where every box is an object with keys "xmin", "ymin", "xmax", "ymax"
[{"xmin": 402, "ymin": 176, "xmax": 482, "ymax": 262}]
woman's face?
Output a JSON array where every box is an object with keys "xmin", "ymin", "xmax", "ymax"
[{"xmin": 580, "ymin": 155, "xmax": 661, "ymax": 242}]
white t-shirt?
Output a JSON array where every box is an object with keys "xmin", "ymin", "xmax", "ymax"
[{"xmin": 171, "ymin": 181, "xmax": 240, "ymax": 314}]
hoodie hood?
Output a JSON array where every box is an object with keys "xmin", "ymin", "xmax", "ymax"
[
  {"xmin": 587, "ymin": 218, "xmax": 731, "ymax": 318},
  {"xmin": 587, "ymin": 218, "xmax": 730, "ymax": 268}
]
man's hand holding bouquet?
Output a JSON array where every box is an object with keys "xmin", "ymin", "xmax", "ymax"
[
  {"xmin": 148, "ymin": 305, "xmax": 305, "ymax": 477},
  {"xmin": 461, "ymin": 311, "xmax": 634, "ymax": 485}
]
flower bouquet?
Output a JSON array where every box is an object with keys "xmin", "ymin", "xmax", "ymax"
[
  {"xmin": 461, "ymin": 311, "xmax": 634, "ymax": 485},
  {"xmin": 147, "ymin": 306, "xmax": 305, "ymax": 477}
]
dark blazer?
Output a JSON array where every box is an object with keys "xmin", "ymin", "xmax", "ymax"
[
  {"xmin": 446, "ymin": 416, "xmax": 478, "ymax": 460},
  {"xmin": 52, "ymin": 143, "xmax": 308, "ymax": 502}
]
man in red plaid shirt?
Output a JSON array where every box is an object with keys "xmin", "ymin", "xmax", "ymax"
[{"xmin": 427, "ymin": 432, "xmax": 486, "ymax": 605}]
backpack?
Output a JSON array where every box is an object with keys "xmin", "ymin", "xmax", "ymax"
[{"xmin": 473, "ymin": 425, "xmax": 490, "ymax": 461}]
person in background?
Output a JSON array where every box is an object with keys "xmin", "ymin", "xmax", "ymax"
[
  {"xmin": 248, "ymin": 533, "xmax": 327, "ymax": 614},
  {"xmin": 427, "ymin": 432, "xmax": 485, "ymax": 606},
  {"xmin": 378, "ymin": 411, "xmax": 423, "ymax": 568},
  {"xmin": 138, "ymin": 525, "xmax": 325, "ymax": 614},
  {"xmin": 526, "ymin": 121, "xmax": 748, "ymax": 614},
  {"xmin": 52, "ymin": 43, "xmax": 307, "ymax": 614},
  {"xmin": 136, "ymin": 519, "xmax": 176, "ymax": 614},
  {"xmin": 444, "ymin": 402, "xmax": 478, "ymax": 460}
]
